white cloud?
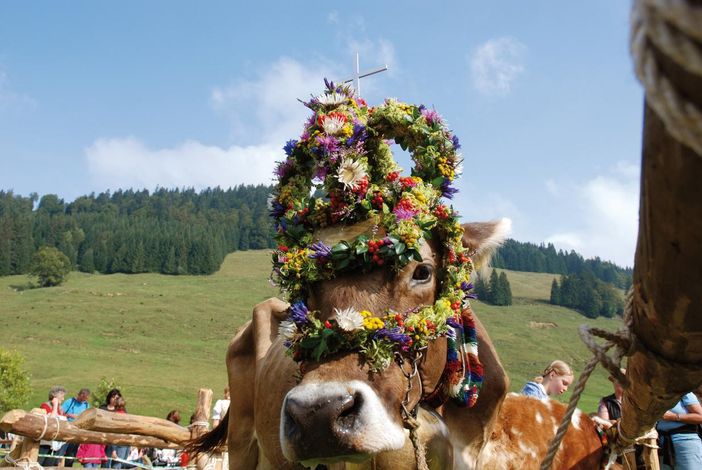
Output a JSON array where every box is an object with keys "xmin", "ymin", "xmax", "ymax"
[
  {"xmin": 211, "ymin": 57, "xmax": 338, "ymax": 145},
  {"xmin": 470, "ymin": 37, "xmax": 526, "ymax": 96},
  {"xmin": 85, "ymin": 137, "xmax": 280, "ymax": 191},
  {"xmin": 545, "ymin": 162, "xmax": 640, "ymax": 266},
  {"xmin": 328, "ymin": 10, "xmax": 339, "ymax": 23}
]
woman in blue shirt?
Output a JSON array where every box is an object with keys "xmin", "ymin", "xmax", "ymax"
[
  {"xmin": 656, "ymin": 392, "xmax": 702, "ymax": 470},
  {"xmin": 521, "ymin": 360, "xmax": 573, "ymax": 401}
]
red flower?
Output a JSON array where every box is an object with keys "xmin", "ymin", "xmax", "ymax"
[
  {"xmin": 317, "ymin": 111, "xmax": 347, "ymax": 127},
  {"xmin": 324, "ymin": 320, "xmax": 332, "ymax": 329},
  {"xmin": 278, "ymin": 245, "xmax": 289, "ymax": 252},
  {"xmin": 386, "ymin": 171, "xmax": 400, "ymax": 182}
]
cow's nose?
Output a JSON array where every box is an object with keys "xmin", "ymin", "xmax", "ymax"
[{"xmin": 284, "ymin": 390, "xmax": 362, "ymax": 436}]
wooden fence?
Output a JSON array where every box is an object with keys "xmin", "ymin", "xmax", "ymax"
[{"xmin": 0, "ymin": 389, "xmax": 222, "ymax": 470}]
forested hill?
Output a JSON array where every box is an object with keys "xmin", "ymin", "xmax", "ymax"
[
  {"xmin": 1, "ymin": 187, "xmax": 632, "ymax": 284},
  {"xmin": 0, "ymin": 187, "xmax": 274, "ymax": 276},
  {"xmin": 492, "ymin": 239, "xmax": 632, "ymax": 289}
]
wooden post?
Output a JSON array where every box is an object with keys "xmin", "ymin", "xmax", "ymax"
[{"xmin": 189, "ymin": 388, "xmax": 213, "ymax": 470}]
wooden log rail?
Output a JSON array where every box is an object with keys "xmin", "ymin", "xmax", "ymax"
[
  {"xmin": 73, "ymin": 409, "xmax": 190, "ymax": 444},
  {"xmin": 0, "ymin": 410, "xmax": 179, "ymax": 449}
]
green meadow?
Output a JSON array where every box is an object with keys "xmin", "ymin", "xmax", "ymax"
[{"xmin": 0, "ymin": 250, "xmax": 619, "ymax": 418}]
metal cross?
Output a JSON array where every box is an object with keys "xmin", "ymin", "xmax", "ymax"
[{"xmin": 338, "ymin": 52, "xmax": 388, "ymax": 98}]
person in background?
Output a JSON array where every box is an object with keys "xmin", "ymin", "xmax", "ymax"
[
  {"xmin": 38, "ymin": 386, "xmax": 67, "ymax": 467},
  {"xmin": 521, "ymin": 360, "xmax": 574, "ymax": 401},
  {"xmin": 101, "ymin": 390, "xmax": 129, "ymax": 468},
  {"xmin": 153, "ymin": 411, "xmax": 182, "ymax": 466},
  {"xmin": 597, "ymin": 369, "xmax": 626, "ymax": 429},
  {"xmin": 58, "ymin": 388, "xmax": 91, "ymax": 467},
  {"xmin": 76, "ymin": 443, "xmax": 106, "ymax": 468},
  {"xmin": 656, "ymin": 392, "xmax": 702, "ymax": 470},
  {"xmin": 212, "ymin": 387, "xmax": 230, "ymax": 427}
]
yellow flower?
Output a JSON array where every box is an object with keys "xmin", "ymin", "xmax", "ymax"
[
  {"xmin": 363, "ymin": 317, "xmax": 384, "ymax": 330},
  {"xmin": 360, "ymin": 310, "xmax": 373, "ymax": 318}
]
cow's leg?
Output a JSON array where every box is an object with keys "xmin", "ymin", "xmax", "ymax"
[{"xmin": 443, "ymin": 313, "xmax": 509, "ymax": 469}]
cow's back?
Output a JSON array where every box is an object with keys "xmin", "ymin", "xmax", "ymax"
[{"xmin": 477, "ymin": 394, "xmax": 603, "ymax": 469}]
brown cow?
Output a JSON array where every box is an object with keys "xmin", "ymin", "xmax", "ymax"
[{"xmin": 192, "ymin": 220, "xmax": 603, "ymax": 469}]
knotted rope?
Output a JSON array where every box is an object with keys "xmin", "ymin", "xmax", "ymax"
[
  {"xmin": 4, "ymin": 454, "xmax": 44, "ymax": 470},
  {"xmin": 540, "ymin": 291, "xmax": 635, "ymax": 470},
  {"xmin": 397, "ymin": 351, "xmax": 429, "ymax": 470},
  {"xmin": 631, "ymin": 0, "xmax": 702, "ymax": 155}
]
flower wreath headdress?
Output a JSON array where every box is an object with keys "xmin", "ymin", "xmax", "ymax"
[{"xmin": 270, "ymin": 80, "xmax": 482, "ymax": 407}]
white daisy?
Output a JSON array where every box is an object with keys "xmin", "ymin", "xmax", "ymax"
[
  {"xmin": 337, "ymin": 158, "xmax": 367, "ymax": 190},
  {"xmin": 334, "ymin": 307, "xmax": 364, "ymax": 332},
  {"xmin": 322, "ymin": 114, "xmax": 346, "ymax": 135},
  {"xmin": 316, "ymin": 92, "xmax": 347, "ymax": 107},
  {"xmin": 278, "ymin": 320, "xmax": 297, "ymax": 341}
]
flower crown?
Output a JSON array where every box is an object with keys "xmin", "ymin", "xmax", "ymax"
[{"xmin": 270, "ymin": 81, "xmax": 481, "ymax": 404}]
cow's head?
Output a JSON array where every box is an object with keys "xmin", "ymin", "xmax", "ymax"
[{"xmin": 279, "ymin": 219, "xmax": 510, "ymax": 466}]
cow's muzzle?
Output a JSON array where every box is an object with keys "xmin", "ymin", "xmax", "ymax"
[{"xmin": 280, "ymin": 380, "xmax": 406, "ymax": 463}]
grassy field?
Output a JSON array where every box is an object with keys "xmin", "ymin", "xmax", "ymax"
[{"xmin": 0, "ymin": 250, "xmax": 620, "ymax": 418}]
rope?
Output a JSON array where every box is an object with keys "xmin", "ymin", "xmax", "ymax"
[
  {"xmin": 188, "ymin": 421, "xmax": 209, "ymax": 428},
  {"xmin": 396, "ymin": 352, "xmax": 429, "ymax": 470},
  {"xmin": 540, "ymin": 291, "xmax": 635, "ymax": 470},
  {"xmin": 3, "ymin": 453, "xmax": 44, "ymax": 470},
  {"xmin": 36, "ymin": 415, "xmax": 49, "ymax": 442},
  {"xmin": 631, "ymin": 0, "xmax": 702, "ymax": 156},
  {"xmin": 50, "ymin": 417, "xmax": 60, "ymax": 441}
]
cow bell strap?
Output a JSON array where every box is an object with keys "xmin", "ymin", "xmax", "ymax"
[
  {"xmin": 423, "ymin": 305, "xmax": 484, "ymax": 408},
  {"xmin": 396, "ymin": 351, "xmax": 429, "ymax": 470}
]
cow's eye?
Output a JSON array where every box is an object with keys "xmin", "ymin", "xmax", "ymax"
[{"xmin": 412, "ymin": 264, "xmax": 433, "ymax": 283}]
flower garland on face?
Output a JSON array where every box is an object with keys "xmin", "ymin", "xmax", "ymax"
[{"xmin": 270, "ymin": 80, "xmax": 483, "ymax": 406}]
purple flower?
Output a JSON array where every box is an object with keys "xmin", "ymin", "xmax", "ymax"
[
  {"xmin": 440, "ymin": 178, "xmax": 459, "ymax": 199},
  {"xmin": 289, "ymin": 300, "xmax": 310, "ymax": 326},
  {"xmin": 421, "ymin": 108, "xmax": 442, "ymax": 126},
  {"xmin": 269, "ymin": 200, "xmax": 286, "ymax": 218},
  {"xmin": 316, "ymin": 134, "xmax": 340, "ymax": 155},
  {"xmin": 451, "ymin": 134, "xmax": 461, "ymax": 150},
  {"xmin": 374, "ymin": 327, "xmax": 411, "ymax": 345},
  {"xmin": 461, "ymin": 281, "xmax": 474, "ymax": 292},
  {"xmin": 313, "ymin": 165, "xmax": 329, "ymax": 181},
  {"xmin": 394, "ymin": 207, "xmax": 418, "ymax": 221},
  {"xmin": 308, "ymin": 241, "xmax": 332, "ymax": 260},
  {"xmin": 324, "ymin": 78, "xmax": 336, "ymax": 92},
  {"xmin": 283, "ymin": 139, "xmax": 298, "ymax": 157},
  {"xmin": 346, "ymin": 122, "xmax": 367, "ymax": 147},
  {"xmin": 274, "ymin": 159, "xmax": 294, "ymax": 179}
]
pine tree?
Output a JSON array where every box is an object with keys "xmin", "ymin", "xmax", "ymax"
[
  {"xmin": 499, "ymin": 272, "xmax": 512, "ymax": 306},
  {"xmin": 550, "ymin": 278, "xmax": 561, "ymax": 305},
  {"xmin": 488, "ymin": 270, "xmax": 502, "ymax": 305},
  {"xmin": 474, "ymin": 276, "xmax": 489, "ymax": 301}
]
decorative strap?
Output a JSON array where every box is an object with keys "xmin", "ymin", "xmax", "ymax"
[{"xmin": 424, "ymin": 306, "xmax": 483, "ymax": 408}]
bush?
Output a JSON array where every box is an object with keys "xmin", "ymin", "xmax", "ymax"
[
  {"xmin": 0, "ymin": 349, "xmax": 31, "ymax": 413},
  {"xmin": 28, "ymin": 246, "xmax": 71, "ymax": 287}
]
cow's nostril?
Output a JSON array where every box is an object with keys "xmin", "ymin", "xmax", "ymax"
[{"xmin": 336, "ymin": 391, "xmax": 363, "ymax": 431}]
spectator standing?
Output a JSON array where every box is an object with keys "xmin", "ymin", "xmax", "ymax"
[
  {"xmin": 597, "ymin": 369, "xmax": 626, "ymax": 429},
  {"xmin": 212, "ymin": 387, "xmax": 230, "ymax": 427},
  {"xmin": 38, "ymin": 386, "xmax": 67, "ymax": 467},
  {"xmin": 76, "ymin": 443, "xmax": 106, "ymax": 468},
  {"xmin": 657, "ymin": 392, "xmax": 702, "ymax": 470},
  {"xmin": 101, "ymin": 390, "xmax": 130, "ymax": 469},
  {"xmin": 521, "ymin": 360, "xmax": 574, "ymax": 401},
  {"xmin": 58, "ymin": 388, "xmax": 91, "ymax": 467},
  {"xmin": 153, "ymin": 411, "xmax": 182, "ymax": 466}
]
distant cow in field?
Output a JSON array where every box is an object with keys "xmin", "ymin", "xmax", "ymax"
[{"xmin": 191, "ymin": 220, "xmax": 604, "ymax": 469}]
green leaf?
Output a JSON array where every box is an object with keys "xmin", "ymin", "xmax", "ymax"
[
  {"xmin": 356, "ymin": 244, "xmax": 368, "ymax": 255},
  {"xmin": 395, "ymin": 242, "xmax": 406, "ymax": 255}
]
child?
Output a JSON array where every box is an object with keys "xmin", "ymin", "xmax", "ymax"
[
  {"xmin": 76, "ymin": 443, "xmax": 106, "ymax": 468},
  {"xmin": 521, "ymin": 360, "xmax": 574, "ymax": 401}
]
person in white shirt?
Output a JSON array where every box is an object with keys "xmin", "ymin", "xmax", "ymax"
[{"xmin": 212, "ymin": 387, "xmax": 230, "ymax": 427}]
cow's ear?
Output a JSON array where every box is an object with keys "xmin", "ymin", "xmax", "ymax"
[{"xmin": 461, "ymin": 218, "xmax": 511, "ymax": 271}]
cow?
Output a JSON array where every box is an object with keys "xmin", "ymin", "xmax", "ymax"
[{"xmin": 190, "ymin": 219, "xmax": 604, "ymax": 469}]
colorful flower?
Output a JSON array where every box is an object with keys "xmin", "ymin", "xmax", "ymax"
[
  {"xmin": 335, "ymin": 307, "xmax": 364, "ymax": 332},
  {"xmin": 283, "ymin": 139, "xmax": 298, "ymax": 157},
  {"xmin": 278, "ymin": 320, "xmax": 297, "ymax": 341},
  {"xmin": 308, "ymin": 241, "xmax": 332, "ymax": 260},
  {"xmin": 319, "ymin": 112, "xmax": 347, "ymax": 135},
  {"xmin": 289, "ymin": 301, "xmax": 310, "ymax": 326},
  {"xmin": 337, "ymin": 158, "xmax": 367, "ymax": 190},
  {"xmin": 316, "ymin": 135, "xmax": 340, "ymax": 155}
]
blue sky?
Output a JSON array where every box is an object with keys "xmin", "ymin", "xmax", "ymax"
[{"xmin": 0, "ymin": 1, "xmax": 642, "ymax": 266}]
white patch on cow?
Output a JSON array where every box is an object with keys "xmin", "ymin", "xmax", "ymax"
[
  {"xmin": 535, "ymin": 411, "xmax": 544, "ymax": 424},
  {"xmin": 518, "ymin": 440, "xmax": 538, "ymax": 459},
  {"xmin": 553, "ymin": 425, "xmax": 559, "ymax": 435},
  {"xmin": 280, "ymin": 380, "xmax": 406, "ymax": 461},
  {"xmin": 571, "ymin": 408, "xmax": 582, "ymax": 430}
]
